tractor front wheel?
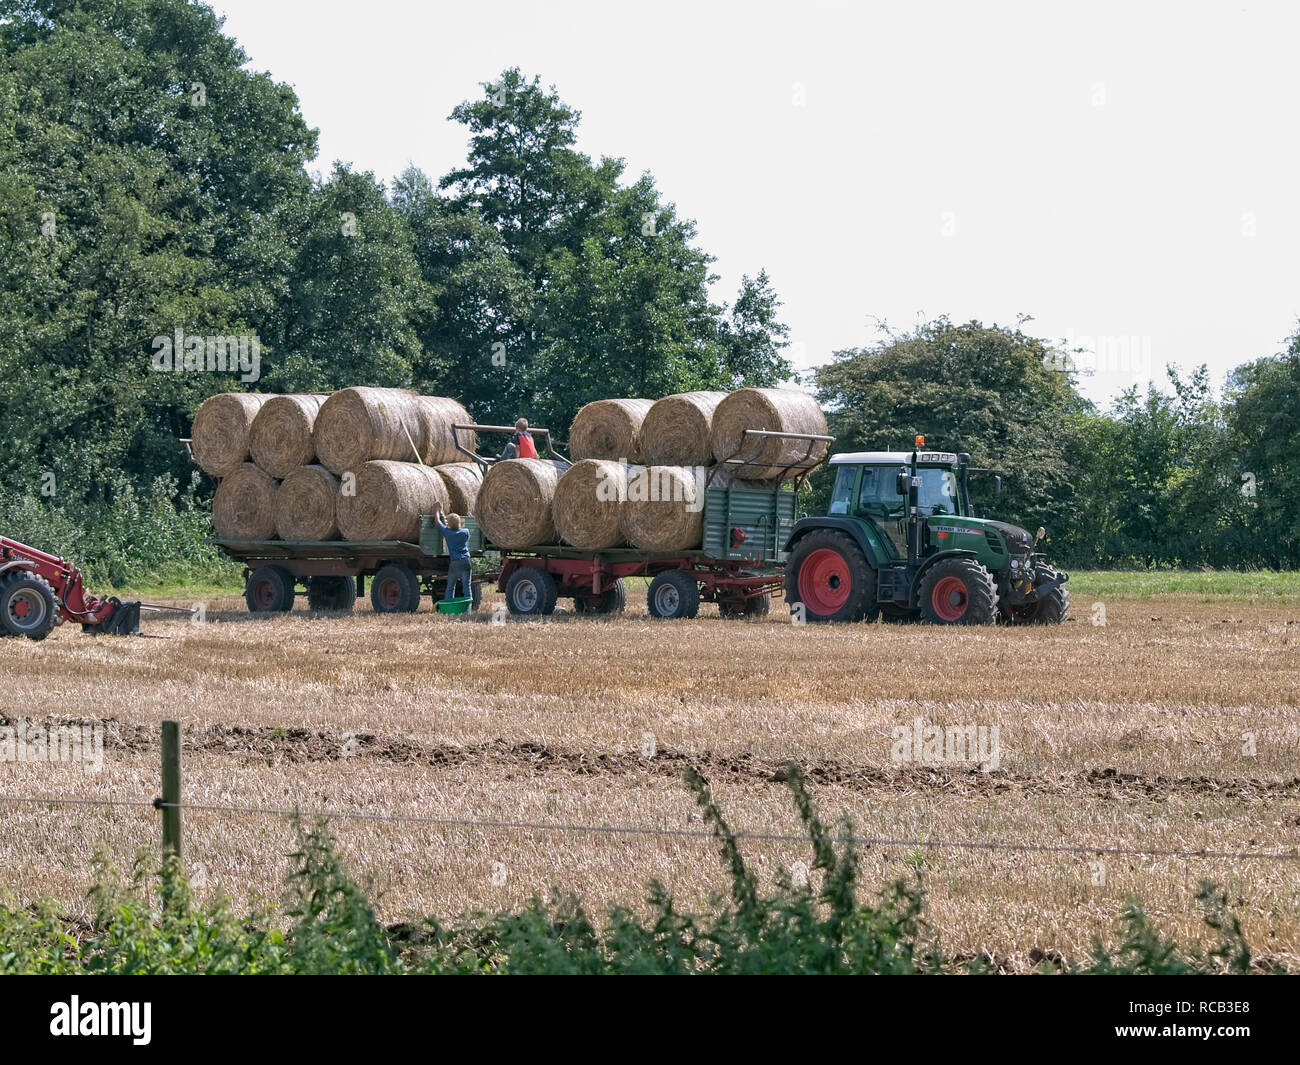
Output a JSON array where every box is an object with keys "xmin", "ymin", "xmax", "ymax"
[
  {"xmin": 785, "ymin": 531, "xmax": 877, "ymax": 623},
  {"xmin": 1, "ymin": 572, "xmax": 59, "ymax": 640},
  {"xmin": 1004, "ymin": 571, "xmax": 1070, "ymax": 625},
  {"xmin": 918, "ymin": 558, "xmax": 999, "ymax": 626}
]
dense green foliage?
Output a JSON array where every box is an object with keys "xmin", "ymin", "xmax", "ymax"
[
  {"xmin": 817, "ymin": 319, "xmax": 1300, "ymax": 567},
  {"xmin": 1, "ymin": 0, "xmax": 1296, "ymax": 576},
  {"xmin": 0, "ymin": 767, "xmax": 1273, "ymax": 974},
  {"xmin": 0, "ymin": 0, "xmax": 789, "ymax": 574}
]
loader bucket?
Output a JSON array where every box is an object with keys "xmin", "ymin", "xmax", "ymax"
[{"xmin": 100, "ymin": 599, "xmax": 142, "ymax": 636}]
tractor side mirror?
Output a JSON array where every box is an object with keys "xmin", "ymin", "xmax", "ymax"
[
  {"xmin": 994, "ymin": 475, "xmax": 1003, "ymax": 498},
  {"xmin": 896, "ymin": 472, "xmax": 908, "ymax": 496}
]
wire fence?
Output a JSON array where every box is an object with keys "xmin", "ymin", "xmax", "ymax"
[{"xmin": 1, "ymin": 791, "xmax": 1297, "ymax": 864}]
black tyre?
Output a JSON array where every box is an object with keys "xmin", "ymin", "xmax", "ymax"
[
  {"xmin": 505, "ymin": 567, "xmax": 558, "ymax": 616},
  {"xmin": 245, "ymin": 565, "xmax": 296, "ymax": 613},
  {"xmin": 307, "ymin": 575, "xmax": 357, "ymax": 612},
  {"xmin": 573, "ymin": 579, "xmax": 627, "ymax": 615},
  {"xmin": 718, "ymin": 572, "xmax": 771, "ymax": 618},
  {"xmin": 918, "ymin": 557, "xmax": 999, "ymax": 626},
  {"xmin": 1, "ymin": 572, "xmax": 58, "ymax": 640},
  {"xmin": 784, "ymin": 530, "xmax": 878, "ymax": 623},
  {"xmin": 371, "ymin": 563, "xmax": 422, "ymax": 613},
  {"xmin": 647, "ymin": 570, "xmax": 699, "ymax": 620},
  {"xmin": 1004, "ymin": 571, "xmax": 1070, "ymax": 625}
]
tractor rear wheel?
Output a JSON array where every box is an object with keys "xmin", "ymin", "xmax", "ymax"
[
  {"xmin": 647, "ymin": 570, "xmax": 700, "ymax": 619},
  {"xmin": 573, "ymin": 579, "xmax": 627, "ymax": 615},
  {"xmin": 245, "ymin": 566, "xmax": 296, "ymax": 613},
  {"xmin": 1004, "ymin": 571, "xmax": 1070, "ymax": 624},
  {"xmin": 370, "ymin": 564, "xmax": 422, "ymax": 613},
  {"xmin": 1, "ymin": 572, "xmax": 58, "ymax": 640},
  {"xmin": 307, "ymin": 575, "xmax": 357, "ymax": 612},
  {"xmin": 918, "ymin": 558, "xmax": 998, "ymax": 625},
  {"xmin": 505, "ymin": 566, "xmax": 558, "ymax": 616},
  {"xmin": 785, "ymin": 531, "xmax": 877, "ymax": 623}
]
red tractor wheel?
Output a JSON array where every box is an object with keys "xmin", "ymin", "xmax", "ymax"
[
  {"xmin": 918, "ymin": 558, "xmax": 999, "ymax": 625},
  {"xmin": 784, "ymin": 531, "xmax": 877, "ymax": 623},
  {"xmin": 1, "ymin": 572, "xmax": 59, "ymax": 640}
]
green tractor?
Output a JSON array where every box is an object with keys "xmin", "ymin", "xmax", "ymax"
[{"xmin": 784, "ymin": 440, "xmax": 1069, "ymax": 625}]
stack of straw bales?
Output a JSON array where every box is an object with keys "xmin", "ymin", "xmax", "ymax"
[
  {"xmin": 198, "ymin": 383, "xmax": 825, "ymax": 548},
  {"xmin": 194, "ymin": 388, "xmax": 477, "ymax": 541}
]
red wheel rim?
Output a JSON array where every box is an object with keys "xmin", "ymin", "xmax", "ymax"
[
  {"xmin": 13, "ymin": 598, "xmax": 30, "ymax": 618},
  {"xmin": 930, "ymin": 575, "xmax": 968, "ymax": 621},
  {"xmin": 252, "ymin": 580, "xmax": 276, "ymax": 608},
  {"xmin": 376, "ymin": 578, "xmax": 403, "ymax": 609},
  {"xmin": 797, "ymin": 548, "xmax": 851, "ymax": 614}
]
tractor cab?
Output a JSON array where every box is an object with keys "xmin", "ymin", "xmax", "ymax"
[{"xmin": 783, "ymin": 440, "xmax": 1070, "ymax": 626}]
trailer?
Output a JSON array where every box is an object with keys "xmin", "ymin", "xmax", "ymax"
[
  {"xmin": 212, "ymin": 427, "xmax": 831, "ymax": 620},
  {"xmin": 215, "ymin": 515, "xmax": 493, "ymax": 614},
  {"xmin": 496, "ymin": 475, "xmax": 801, "ymax": 619}
]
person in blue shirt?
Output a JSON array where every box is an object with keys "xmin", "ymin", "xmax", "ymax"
[{"xmin": 436, "ymin": 510, "xmax": 472, "ymax": 601}]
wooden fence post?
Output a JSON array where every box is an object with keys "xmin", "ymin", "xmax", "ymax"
[{"xmin": 159, "ymin": 720, "xmax": 182, "ymax": 859}]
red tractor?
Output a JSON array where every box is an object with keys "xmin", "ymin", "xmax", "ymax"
[{"xmin": 0, "ymin": 536, "xmax": 141, "ymax": 640}]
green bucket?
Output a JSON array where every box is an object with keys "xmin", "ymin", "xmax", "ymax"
[{"xmin": 436, "ymin": 596, "xmax": 473, "ymax": 615}]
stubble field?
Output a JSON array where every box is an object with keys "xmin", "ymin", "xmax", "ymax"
[{"xmin": 2, "ymin": 578, "xmax": 1298, "ymax": 971}]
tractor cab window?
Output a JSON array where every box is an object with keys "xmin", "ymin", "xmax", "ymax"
[
  {"xmin": 828, "ymin": 465, "xmax": 856, "ymax": 515},
  {"xmin": 855, "ymin": 467, "xmax": 904, "ymax": 519},
  {"xmin": 917, "ymin": 468, "xmax": 960, "ymax": 516}
]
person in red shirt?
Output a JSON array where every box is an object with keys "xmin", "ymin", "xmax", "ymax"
[{"xmin": 499, "ymin": 418, "xmax": 538, "ymax": 460}]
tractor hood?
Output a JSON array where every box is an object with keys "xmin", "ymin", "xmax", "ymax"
[{"xmin": 980, "ymin": 519, "xmax": 1035, "ymax": 551}]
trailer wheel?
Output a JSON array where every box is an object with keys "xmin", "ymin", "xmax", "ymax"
[
  {"xmin": 1, "ymin": 572, "xmax": 58, "ymax": 640},
  {"xmin": 245, "ymin": 566, "xmax": 296, "ymax": 613},
  {"xmin": 371, "ymin": 564, "xmax": 422, "ymax": 613},
  {"xmin": 717, "ymin": 572, "xmax": 771, "ymax": 618},
  {"xmin": 918, "ymin": 557, "xmax": 999, "ymax": 626},
  {"xmin": 307, "ymin": 575, "xmax": 357, "ymax": 613},
  {"xmin": 572, "ymin": 579, "xmax": 627, "ymax": 616},
  {"xmin": 505, "ymin": 567, "xmax": 557, "ymax": 616},
  {"xmin": 648, "ymin": 570, "xmax": 700, "ymax": 620},
  {"xmin": 785, "ymin": 531, "xmax": 877, "ymax": 623}
]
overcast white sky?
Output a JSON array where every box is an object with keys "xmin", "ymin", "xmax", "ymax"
[{"xmin": 212, "ymin": 0, "xmax": 1300, "ymax": 407}]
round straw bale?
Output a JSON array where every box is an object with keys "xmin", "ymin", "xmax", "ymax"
[
  {"xmin": 191, "ymin": 393, "xmax": 270, "ymax": 477},
  {"xmin": 249, "ymin": 394, "xmax": 328, "ymax": 478},
  {"xmin": 418, "ymin": 395, "xmax": 475, "ymax": 465},
  {"xmin": 474, "ymin": 458, "xmax": 561, "ymax": 549},
  {"xmin": 619, "ymin": 465, "xmax": 706, "ymax": 553},
  {"xmin": 335, "ymin": 460, "xmax": 449, "ymax": 543},
  {"xmin": 212, "ymin": 462, "xmax": 278, "ymax": 540},
  {"xmin": 568, "ymin": 398, "xmax": 654, "ymax": 462},
  {"xmin": 313, "ymin": 388, "xmax": 433, "ymax": 474},
  {"xmin": 434, "ymin": 462, "xmax": 484, "ymax": 515},
  {"xmin": 638, "ymin": 391, "xmax": 727, "ymax": 466},
  {"xmin": 709, "ymin": 388, "xmax": 828, "ymax": 480},
  {"xmin": 275, "ymin": 464, "xmax": 340, "ymax": 541},
  {"xmin": 553, "ymin": 460, "xmax": 645, "ymax": 550}
]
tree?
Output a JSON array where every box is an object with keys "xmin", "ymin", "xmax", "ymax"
[
  {"xmin": 0, "ymin": 0, "xmax": 317, "ymax": 495},
  {"xmin": 271, "ymin": 165, "xmax": 427, "ymax": 393},
  {"xmin": 813, "ymin": 318, "xmax": 1086, "ymax": 540},
  {"xmin": 1226, "ymin": 327, "xmax": 1300, "ymax": 564}
]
